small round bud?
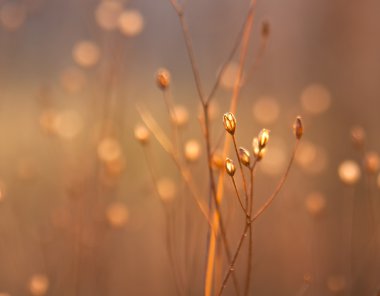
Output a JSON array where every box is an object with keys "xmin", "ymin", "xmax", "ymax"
[
  {"xmin": 252, "ymin": 137, "xmax": 266, "ymax": 161},
  {"xmin": 134, "ymin": 124, "xmax": 149, "ymax": 145},
  {"xmin": 258, "ymin": 128, "xmax": 270, "ymax": 150},
  {"xmin": 238, "ymin": 147, "xmax": 251, "ymax": 167},
  {"xmin": 225, "ymin": 158, "xmax": 236, "ymax": 177},
  {"xmin": 223, "ymin": 112, "xmax": 236, "ymax": 135},
  {"xmin": 293, "ymin": 116, "xmax": 303, "ymax": 139},
  {"xmin": 155, "ymin": 68, "xmax": 170, "ymax": 90}
]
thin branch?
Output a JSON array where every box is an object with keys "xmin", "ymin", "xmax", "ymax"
[
  {"xmin": 251, "ymin": 139, "xmax": 300, "ymax": 223},
  {"xmin": 230, "ymin": 175, "xmax": 248, "ymax": 216},
  {"xmin": 232, "ymin": 135, "xmax": 249, "ymax": 207},
  {"xmin": 219, "ymin": 139, "xmax": 300, "ymax": 295}
]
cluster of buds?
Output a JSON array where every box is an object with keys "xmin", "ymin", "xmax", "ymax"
[{"xmin": 223, "ymin": 112, "xmax": 303, "ymax": 174}]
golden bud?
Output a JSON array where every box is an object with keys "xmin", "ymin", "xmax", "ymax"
[
  {"xmin": 238, "ymin": 147, "xmax": 251, "ymax": 167},
  {"xmin": 155, "ymin": 68, "xmax": 170, "ymax": 90},
  {"xmin": 223, "ymin": 112, "xmax": 236, "ymax": 135},
  {"xmin": 225, "ymin": 158, "xmax": 236, "ymax": 177},
  {"xmin": 134, "ymin": 124, "xmax": 149, "ymax": 145},
  {"xmin": 252, "ymin": 137, "xmax": 266, "ymax": 161},
  {"xmin": 293, "ymin": 116, "xmax": 303, "ymax": 139},
  {"xmin": 258, "ymin": 128, "xmax": 270, "ymax": 150}
]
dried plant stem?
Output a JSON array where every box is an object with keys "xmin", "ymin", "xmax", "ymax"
[
  {"xmin": 162, "ymin": 88, "xmax": 181, "ymax": 152},
  {"xmin": 138, "ymin": 107, "xmax": 212, "ymax": 227},
  {"xmin": 218, "ymin": 139, "xmax": 300, "ymax": 295},
  {"xmin": 244, "ymin": 163, "xmax": 256, "ymax": 296},
  {"xmin": 167, "ymin": 1, "xmax": 242, "ymax": 293},
  {"xmin": 231, "ymin": 175, "xmax": 247, "ymax": 215},
  {"xmin": 232, "ymin": 135, "xmax": 249, "ymax": 206},
  {"xmin": 251, "ymin": 139, "xmax": 299, "ymax": 223},
  {"xmin": 206, "ymin": 1, "xmax": 257, "ymax": 293},
  {"xmin": 142, "ymin": 146, "xmax": 185, "ymax": 295},
  {"xmin": 203, "ymin": 107, "xmax": 241, "ymax": 296}
]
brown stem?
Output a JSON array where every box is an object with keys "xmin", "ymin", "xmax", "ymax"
[
  {"xmin": 244, "ymin": 164, "xmax": 256, "ymax": 296},
  {"xmin": 230, "ymin": 175, "xmax": 248, "ymax": 215},
  {"xmin": 142, "ymin": 146, "xmax": 185, "ymax": 295},
  {"xmin": 219, "ymin": 139, "xmax": 300, "ymax": 295},
  {"xmin": 251, "ymin": 140, "xmax": 300, "ymax": 223},
  {"xmin": 232, "ymin": 135, "xmax": 249, "ymax": 207}
]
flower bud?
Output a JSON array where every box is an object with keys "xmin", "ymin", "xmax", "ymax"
[
  {"xmin": 258, "ymin": 128, "xmax": 270, "ymax": 150},
  {"xmin": 252, "ymin": 137, "xmax": 266, "ymax": 161},
  {"xmin": 293, "ymin": 116, "xmax": 303, "ymax": 139},
  {"xmin": 223, "ymin": 112, "xmax": 236, "ymax": 135},
  {"xmin": 225, "ymin": 158, "xmax": 236, "ymax": 176},
  {"xmin": 238, "ymin": 147, "xmax": 251, "ymax": 167},
  {"xmin": 155, "ymin": 68, "xmax": 170, "ymax": 90}
]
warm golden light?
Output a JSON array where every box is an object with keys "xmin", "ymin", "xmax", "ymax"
[
  {"xmin": 300, "ymin": 83, "xmax": 331, "ymax": 114},
  {"xmin": 106, "ymin": 202, "xmax": 129, "ymax": 228},
  {"xmin": 95, "ymin": 0, "xmax": 123, "ymax": 31},
  {"xmin": 157, "ymin": 177, "xmax": 177, "ymax": 202},
  {"xmin": 184, "ymin": 139, "xmax": 201, "ymax": 162},
  {"xmin": 97, "ymin": 137, "xmax": 122, "ymax": 163},
  {"xmin": 305, "ymin": 192, "xmax": 326, "ymax": 216},
  {"xmin": 28, "ymin": 274, "xmax": 49, "ymax": 296},
  {"xmin": 338, "ymin": 160, "xmax": 361, "ymax": 185},
  {"xmin": 72, "ymin": 41, "xmax": 101, "ymax": 68},
  {"xmin": 118, "ymin": 9, "xmax": 144, "ymax": 37},
  {"xmin": 252, "ymin": 96, "xmax": 280, "ymax": 125}
]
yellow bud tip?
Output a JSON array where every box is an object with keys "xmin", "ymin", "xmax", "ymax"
[
  {"xmin": 225, "ymin": 158, "xmax": 236, "ymax": 176},
  {"xmin": 223, "ymin": 112, "xmax": 236, "ymax": 135},
  {"xmin": 238, "ymin": 147, "xmax": 251, "ymax": 167},
  {"xmin": 293, "ymin": 116, "xmax": 303, "ymax": 139},
  {"xmin": 155, "ymin": 68, "xmax": 171, "ymax": 90}
]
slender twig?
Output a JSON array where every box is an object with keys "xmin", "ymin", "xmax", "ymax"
[
  {"xmin": 138, "ymin": 106, "xmax": 212, "ymax": 227},
  {"xmin": 205, "ymin": 1, "xmax": 257, "ymax": 293},
  {"xmin": 142, "ymin": 146, "xmax": 185, "ymax": 295},
  {"xmin": 251, "ymin": 139, "xmax": 300, "ymax": 223},
  {"xmin": 232, "ymin": 135, "xmax": 249, "ymax": 206},
  {"xmin": 230, "ymin": 175, "xmax": 248, "ymax": 215},
  {"xmin": 244, "ymin": 162, "xmax": 257, "ymax": 296},
  {"xmin": 218, "ymin": 139, "xmax": 300, "ymax": 295}
]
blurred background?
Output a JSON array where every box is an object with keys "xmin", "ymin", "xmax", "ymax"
[{"xmin": 0, "ymin": 0, "xmax": 380, "ymax": 295}]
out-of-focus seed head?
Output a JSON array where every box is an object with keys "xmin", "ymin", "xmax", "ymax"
[
  {"xmin": 184, "ymin": 139, "xmax": 201, "ymax": 162},
  {"xmin": 261, "ymin": 20, "xmax": 270, "ymax": 38},
  {"xmin": 252, "ymin": 137, "xmax": 266, "ymax": 161},
  {"xmin": 155, "ymin": 68, "xmax": 170, "ymax": 90},
  {"xmin": 211, "ymin": 152, "xmax": 224, "ymax": 170},
  {"xmin": 171, "ymin": 105, "xmax": 189, "ymax": 127},
  {"xmin": 223, "ymin": 112, "xmax": 236, "ymax": 135},
  {"xmin": 225, "ymin": 158, "xmax": 236, "ymax": 177},
  {"xmin": 134, "ymin": 124, "xmax": 149, "ymax": 145},
  {"xmin": 293, "ymin": 116, "xmax": 303, "ymax": 139},
  {"xmin": 350, "ymin": 126, "xmax": 366, "ymax": 149},
  {"xmin": 258, "ymin": 128, "xmax": 270, "ymax": 150},
  {"xmin": 364, "ymin": 151, "xmax": 380, "ymax": 175},
  {"xmin": 338, "ymin": 160, "xmax": 361, "ymax": 185},
  {"xmin": 238, "ymin": 147, "xmax": 251, "ymax": 167}
]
